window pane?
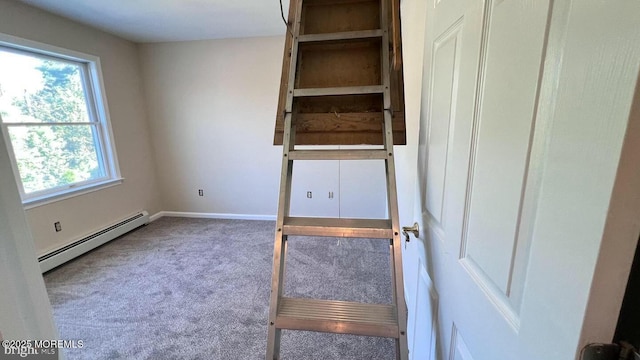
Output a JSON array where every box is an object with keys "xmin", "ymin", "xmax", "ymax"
[
  {"xmin": 0, "ymin": 49, "xmax": 91, "ymax": 123},
  {"xmin": 8, "ymin": 124, "xmax": 106, "ymax": 194}
]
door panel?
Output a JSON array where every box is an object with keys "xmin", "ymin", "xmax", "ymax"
[
  {"xmin": 449, "ymin": 326, "xmax": 474, "ymax": 360},
  {"xmin": 411, "ymin": 0, "xmax": 640, "ymax": 359},
  {"xmin": 423, "ymin": 18, "xmax": 462, "ymax": 227},
  {"xmin": 410, "ymin": 260, "xmax": 438, "ymax": 360},
  {"xmin": 461, "ymin": 0, "xmax": 550, "ymax": 307},
  {"xmin": 416, "ymin": 0, "xmax": 552, "ymax": 358}
]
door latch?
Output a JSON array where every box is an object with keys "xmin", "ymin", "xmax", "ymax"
[{"xmin": 402, "ymin": 223, "xmax": 419, "ymax": 243}]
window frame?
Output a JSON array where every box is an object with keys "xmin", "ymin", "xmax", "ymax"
[{"xmin": 0, "ymin": 33, "xmax": 122, "ymax": 208}]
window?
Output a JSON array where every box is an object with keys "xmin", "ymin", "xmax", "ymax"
[{"xmin": 0, "ymin": 36, "xmax": 120, "ymax": 206}]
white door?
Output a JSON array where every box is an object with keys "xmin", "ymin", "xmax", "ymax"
[
  {"xmin": 407, "ymin": 0, "xmax": 640, "ymax": 359},
  {"xmin": 339, "ymin": 145, "xmax": 387, "ymax": 219},
  {"xmin": 289, "ymin": 145, "xmax": 387, "ymax": 218},
  {"xmin": 290, "ymin": 159, "xmax": 340, "ymax": 217}
]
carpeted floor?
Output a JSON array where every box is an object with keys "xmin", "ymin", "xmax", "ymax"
[{"xmin": 44, "ymin": 217, "xmax": 396, "ymax": 359}]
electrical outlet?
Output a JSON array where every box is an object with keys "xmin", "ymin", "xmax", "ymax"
[
  {"xmin": 306, "ymin": 191, "xmax": 312, "ymax": 199},
  {"xmin": 198, "ymin": 189, "xmax": 204, "ymax": 196},
  {"xmin": 54, "ymin": 221, "xmax": 62, "ymax": 232}
]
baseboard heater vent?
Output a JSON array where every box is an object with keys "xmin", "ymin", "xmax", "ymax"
[{"xmin": 38, "ymin": 211, "xmax": 149, "ymax": 273}]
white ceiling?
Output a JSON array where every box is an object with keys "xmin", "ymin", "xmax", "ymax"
[{"xmin": 20, "ymin": 0, "xmax": 289, "ymax": 43}]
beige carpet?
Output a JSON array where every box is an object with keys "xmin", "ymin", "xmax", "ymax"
[{"xmin": 44, "ymin": 217, "xmax": 396, "ymax": 359}]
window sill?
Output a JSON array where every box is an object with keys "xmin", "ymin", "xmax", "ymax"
[{"xmin": 23, "ymin": 178, "xmax": 124, "ymax": 210}]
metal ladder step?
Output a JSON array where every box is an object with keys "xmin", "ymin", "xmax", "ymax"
[
  {"xmin": 276, "ymin": 297, "xmax": 399, "ymax": 338},
  {"xmin": 283, "ymin": 217, "xmax": 393, "ymax": 238},
  {"xmin": 293, "ymin": 85, "xmax": 384, "ymax": 97},
  {"xmin": 288, "ymin": 149, "xmax": 388, "ymax": 160},
  {"xmin": 298, "ymin": 29, "xmax": 384, "ymax": 43}
]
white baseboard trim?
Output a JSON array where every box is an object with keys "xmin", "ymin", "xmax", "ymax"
[
  {"xmin": 149, "ymin": 211, "xmax": 165, "ymax": 222},
  {"xmin": 150, "ymin": 211, "xmax": 276, "ymax": 221}
]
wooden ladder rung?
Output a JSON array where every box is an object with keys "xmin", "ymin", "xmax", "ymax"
[
  {"xmin": 298, "ymin": 29, "xmax": 384, "ymax": 43},
  {"xmin": 293, "ymin": 85, "xmax": 384, "ymax": 97},
  {"xmin": 288, "ymin": 149, "xmax": 388, "ymax": 160}
]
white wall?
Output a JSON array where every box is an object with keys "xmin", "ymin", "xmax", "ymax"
[
  {"xmin": 139, "ymin": 36, "xmax": 420, "ymax": 221},
  {"xmin": 395, "ymin": 0, "xmax": 424, "ymax": 228},
  {"xmin": 0, "ymin": 111, "xmax": 57, "ymax": 341},
  {"xmin": 399, "ymin": 0, "xmax": 427, "ymax": 233},
  {"xmin": 0, "ymin": 0, "xmax": 161, "ymax": 255},
  {"xmin": 139, "ymin": 37, "xmax": 283, "ymax": 217}
]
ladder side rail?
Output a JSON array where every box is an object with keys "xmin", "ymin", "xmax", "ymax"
[
  {"xmin": 266, "ymin": 113, "xmax": 295, "ymax": 360},
  {"xmin": 267, "ymin": 0, "xmax": 304, "ymax": 358},
  {"xmin": 380, "ymin": 0, "xmax": 396, "ymax": 307},
  {"xmin": 285, "ymin": 0, "xmax": 303, "ymax": 113},
  {"xmin": 381, "ymin": 0, "xmax": 409, "ymax": 358},
  {"xmin": 383, "ymin": 110, "xmax": 408, "ymax": 360}
]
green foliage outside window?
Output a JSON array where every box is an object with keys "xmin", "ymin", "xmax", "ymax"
[{"xmin": 0, "ymin": 50, "xmax": 105, "ymax": 196}]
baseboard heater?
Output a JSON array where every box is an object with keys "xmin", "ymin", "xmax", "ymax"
[{"xmin": 38, "ymin": 211, "xmax": 149, "ymax": 273}]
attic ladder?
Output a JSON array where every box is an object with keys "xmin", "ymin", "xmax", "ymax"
[{"xmin": 266, "ymin": 0, "xmax": 408, "ymax": 358}]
